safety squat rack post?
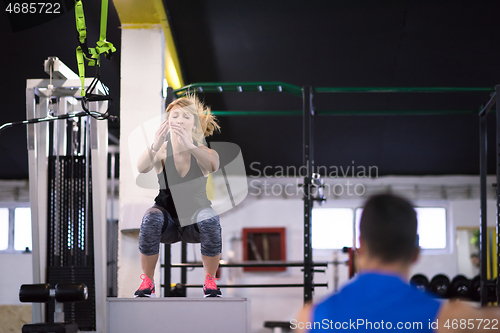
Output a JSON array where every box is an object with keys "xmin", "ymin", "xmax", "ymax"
[
  {"xmin": 160, "ymin": 82, "xmax": 497, "ymax": 306},
  {"xmin": 478, "ymin": 85, "xmax": 499, "ymax": 306}
]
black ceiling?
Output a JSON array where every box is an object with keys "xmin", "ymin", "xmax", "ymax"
[{"xmin": 1, "ymin": 0, "xmax": 500, "ymax": 179}]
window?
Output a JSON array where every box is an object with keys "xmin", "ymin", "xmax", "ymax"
[
  {"xmin": 355, "ymin": 207, "xmax": 447, "ymax": 249},
  {"xmin": 312, "ymin": 208, "xmax": 354, "ymax": 249},
  {"xmin": 14, "ymin": 208, "xmax": 32, "ymax": 251},
  {"xmin": 0, "ymin": 205, "xmax": 32, "ymax": 253},
  {"xmin": 355, "ymin": 208, "xmax": 362, "ymax": 248},
  {"xmin": 313, "ymin": 207, "xmax": 447, "ymax": 251},
  {"xmin": 0, "ymin": 208, "xmax": 8, "ymax": 250},
  {"xmin": 415, "ymin": 207, "xmax": 447, "ymax": 249}
]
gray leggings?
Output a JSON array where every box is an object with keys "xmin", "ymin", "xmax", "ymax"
[{"xmin": 139, "ymin": 205, "xmax": 222, "ymax": 257}]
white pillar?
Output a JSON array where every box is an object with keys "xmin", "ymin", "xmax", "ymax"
[{"xmin": 119, "ymin": 26, "xmax": 165, "ymax": 297}]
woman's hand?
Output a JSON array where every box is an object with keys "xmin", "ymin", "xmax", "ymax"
[
  {"xmin": 170, "ymin": 123, "xmax": 195, "ymax": 150},
  {"xmin": 152, "ymin": 119, "xmax": 170, "ymax": 151}
]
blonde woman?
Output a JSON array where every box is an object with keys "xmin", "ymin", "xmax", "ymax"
[{"xmin": 135, "ymin": 95, "xmax": 222, "ymax": 297}]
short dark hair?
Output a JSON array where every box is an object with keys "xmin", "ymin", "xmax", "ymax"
[{"xmin": 360, "ymin": 193, "xmax": 418, "ymax": 263}]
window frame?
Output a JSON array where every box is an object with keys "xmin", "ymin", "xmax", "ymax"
[
  {"xmin": 413, "ymin": 201, "xmax": 450, "ymax": 255},
  {"xmin": 312, "ymin": 207, "xmax": 355, "ymax": 250},
  {"xmin": 312, "ymin": 201, "xmax": 363, "ymax": 253},
  {"xmin": 0, "ymin": 202, "xmax": 31, "ymax": 254},
  {"xmin": 312, "ymin": 201, "xmax": 450, "ymax": 255}
]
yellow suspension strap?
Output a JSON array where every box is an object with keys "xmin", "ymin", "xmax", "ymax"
[{"xmin": 75, "ymin": 0, "xmax": 117, "ymax": 121}]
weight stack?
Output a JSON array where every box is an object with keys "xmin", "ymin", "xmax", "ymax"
[
  {"xmin": 46, "ymin": 154, "xmax": 96, "ymax": 330},
  {"xmin": 47, "ymin": 266, "xmax": 95, "ymax": 330}
]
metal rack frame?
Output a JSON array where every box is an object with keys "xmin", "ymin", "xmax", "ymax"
[
  {"xmin": 25, "ymin": 77, "xmax": 109, "ymax": 330},
  {"xmin": 162, "ymin": 81, "xmax": 497, "ymax": 305},
  {"xmin": 478, "ymin": 86, "xmax": 499, "ymax": 305}
]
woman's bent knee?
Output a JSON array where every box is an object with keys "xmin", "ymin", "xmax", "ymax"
[
  {"xmin": 139, "ymin": 245, "xmax": 160, "ymax": 256},
  {"xmin": 140, "ymin": 207, "xmax": 164, "ymax": 230},
  {"xmin": 198, "ymin": 216, "xmax": 222, "ymax": 257},
  {"xmin": 139, "ymin": 207, "xmax": 165, "ymax": 256}
]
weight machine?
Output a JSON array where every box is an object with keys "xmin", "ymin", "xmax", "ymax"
[{"xmin": 23, "ymin": 58, "xmax": 109, "ymax": 331}]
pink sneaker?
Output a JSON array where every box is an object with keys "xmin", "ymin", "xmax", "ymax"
[
  {"xmin": 134, "ymin": 274, "xmax": 156, "ymax": 298},
  {"xmin": 203, "ymin": 273, "xmax": 222, "ymax": 298}
]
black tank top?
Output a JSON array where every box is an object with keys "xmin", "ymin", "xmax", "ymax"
[{"xmin": 154, "ymin": 140, "xmax": 212, "ymax": 221}]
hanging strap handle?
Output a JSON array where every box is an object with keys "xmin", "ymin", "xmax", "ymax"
[
  {"xmin": 74, "ymin": 0, "xmax": 116, "ymax": 96},
  {"xmin": 96, "ymin": 0, "xmax": 116, "ymax": 59}
]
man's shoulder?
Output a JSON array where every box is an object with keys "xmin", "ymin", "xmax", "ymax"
[{"xmin": 316, "ymin": 273, "xmax": 440, "ymax": 308}]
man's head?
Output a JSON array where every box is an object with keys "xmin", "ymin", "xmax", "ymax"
[
  {"xmin": 470, "ymin": 253, "xmax": 480, "ymax": 268},
  {"xmin": 358, "ymin": 193, "xmax": 419, "ymax": 270}
]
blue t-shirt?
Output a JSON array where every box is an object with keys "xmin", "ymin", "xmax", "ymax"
[{"xmin": 309, "ymin": 272, "xmax": 441, "ymax": 332}]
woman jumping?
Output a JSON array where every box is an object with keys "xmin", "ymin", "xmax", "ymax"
[{"xmin": 135, "ymin": 94, "xmax": 222, "ymax": 298}]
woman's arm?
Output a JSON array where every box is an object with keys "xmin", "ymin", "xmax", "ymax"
[
  {"xmin": 137, "ymin": 142, "xmax": 168, "ymax": 174},
  {"xmin": 190, "ymin": 144, "xmax": 220, "ymax": 174},
  {"xmin": 137, "ymin": 119, "xmax": 170, "ymax": 174},
  {"xmin": 137, "ymin": 146, "xmax": 157, "ymax": 174}
]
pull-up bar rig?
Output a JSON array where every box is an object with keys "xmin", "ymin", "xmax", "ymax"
[
  {"xmin": 479, "ymin": 86, "xmax": 499, "ymax": 306},
  {"xmin": 163, "ymin": 82, "xmax": 497, "ymax": 305}
]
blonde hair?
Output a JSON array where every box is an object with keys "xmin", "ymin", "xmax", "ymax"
[{"xmin": 165, "ymin": 94, "xmax": 220, "ymax": 142}]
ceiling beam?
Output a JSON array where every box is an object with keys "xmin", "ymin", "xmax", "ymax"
[{"xmin": 112, "ymin": 0, "xmax": 184, "ymax": 89}]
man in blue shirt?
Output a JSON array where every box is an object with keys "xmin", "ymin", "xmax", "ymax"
[{"xmin": 296, "ymin": 194, "xmax": 499, "ymax": 332}]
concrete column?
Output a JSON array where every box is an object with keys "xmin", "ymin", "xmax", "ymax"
[{"xmin": 119, "ymin": 26, "xmax": 165, "ymax": 297}]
